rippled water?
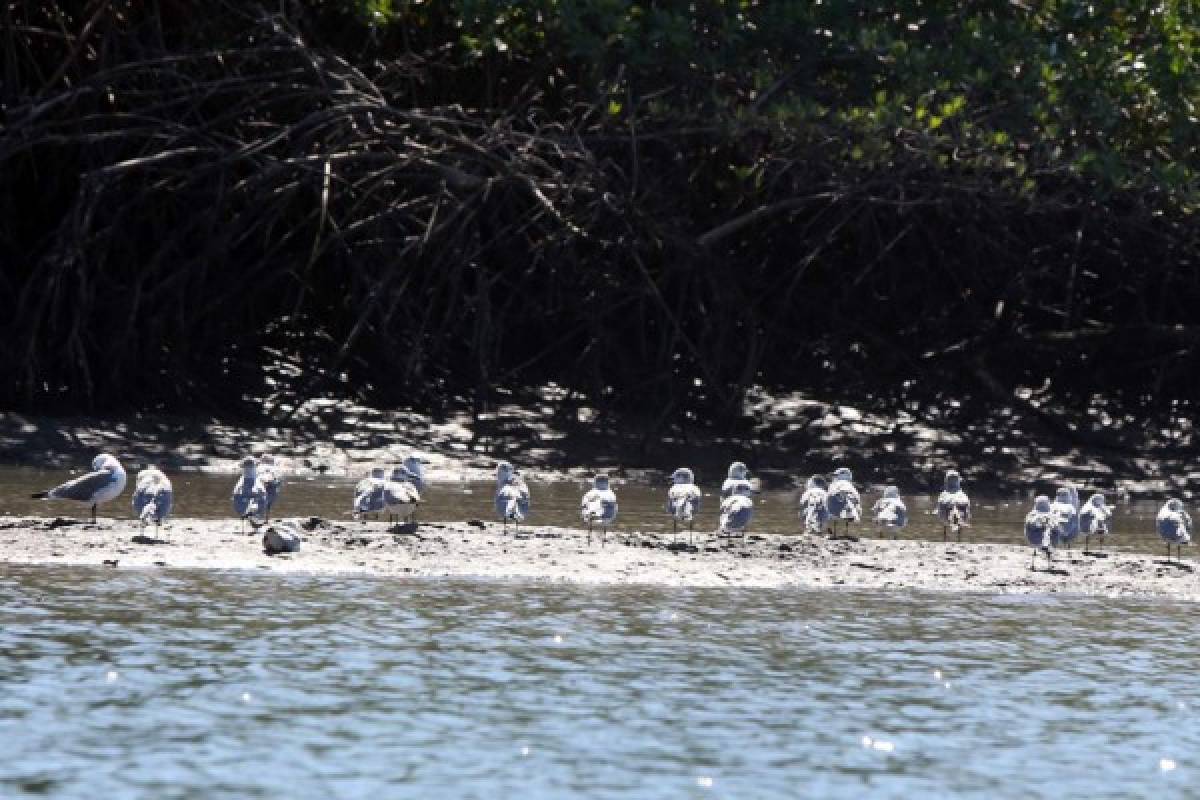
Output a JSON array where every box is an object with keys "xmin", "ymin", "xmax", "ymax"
[
  {"xmin": 0, "ymin": 466, "xmax": 1169, "ymax": 555},
  {"xmin": 0, "ymin": 567, "xmax": 1195, "ymax": 797}
]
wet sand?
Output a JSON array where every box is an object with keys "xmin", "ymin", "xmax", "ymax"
[{"xmin": 1, "ymin": 515, "xmax": 1195, "ymax": 600}]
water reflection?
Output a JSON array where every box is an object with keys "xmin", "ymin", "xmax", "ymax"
[{"xmin": 0, "ymin": 567, "xmax": 1196, "ymax": 797}]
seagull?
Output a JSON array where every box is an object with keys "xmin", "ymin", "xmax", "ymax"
[
  {"xmin": 666, "ymin": 467, "xmax": 703, "ymax": 543},
  {"xmin": 721, "ymin": 461, "xmax": 752, "ymax": 499},
  {"xmin": 581, "ymin": 473, "xmax": 618, "ymax": 545},
  {"xmin": 1050, "ymin": 486, "xmax": 1081, "ymax": 549},
  {"xmin": 936, "ymin": 469, "xmax": 971, "ymax": 542},
  {"xmin": 798, "ymin": 475, "xmax": 831, "ymax": 535},
  {"xmin": 1078, "ymin": 493, "xmax": 1113, "ymax": 553},
  {"xmin": 718, "ymin": 481, "xmax": 754, "ymax": 540},
  {"xmin": 257, "ymin": 454, "xmax": 283, "ymax": 519},
  {"xmin": 131, "ymin": 466, "xmax": 173, "ymax": 534},
  {"xmin": 826, "ymin": 467, "xmax": 862, "ymax": 536},
  {"xmin": 402, "ymin": 455, "xmax": 428, "ymax": 492},
  {"xmin": 872, "ymin": 486, "xmax": 908, "ymax": 539},
  {"xmin": 1156, "ymin": 498, "xmax": 1192, "ymax": 563},
  {"xmin": 384, "ymin": 465, "xmax": 422, "ymax": 524},
  {"xmin": 232, "ymin": 457, "xmax": 269, "ymax": 532},
  {"xmin": 1024, "ymin": 495, "xmax": 1060, "ymax": 570},
  {"xmin": 352, "ymin": 466, "xmax": 388, "ymax": 519},
  {"xmin": 31, "ymin": 453, "xmax": 127, "ymax": 522},
  {"xmin": 495, "ymin": 461, "xmax": 531, "ymax": 533}
]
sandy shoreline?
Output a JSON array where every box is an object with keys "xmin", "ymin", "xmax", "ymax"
[{"xmin": 1, "ymin": 515, "xmax": 1196, "ymax": 600}]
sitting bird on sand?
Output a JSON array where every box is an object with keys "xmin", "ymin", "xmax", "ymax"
[
  {"xmin": 581, "ymin": 474, "xmax": 619, "ymax": 545},
  {"xmin": 232, "ymin": 457, "xmax": 269, "ymax": 532},
  {"xmin": 666, "ymin": 467, "xmax": 703, "ymax": 543},
  {"xmin": 798, "ymin": 475, "xmax": 831, "ymax": 535},
  {"xmin": 1050, "ymin": 486, "xmax": 1081, "ymax": 549},
  {"xmin": 131, "ymin": 466, "xmax": 173, "ymax": 534},
  {"xmin": 352, "ymin": 466, "xmax": 388, "ymax": 519},
  {"xmin": 872, "ymin": 486, "xmax": 908, "ymax": 539},
  {"xmin": 936, "ymin": 469, "xmax": 972, "ymax": 542},
  {"xmin": 1024, "ymin": 495, "xmax": 1060, "ymax": 570},
  {"xmin": 384, "ymin": 465, "xmax": 422, "ymax": 524},
  {"xmin": 1156, "ymin": 498, "xmax": 1192, "ymax": 563},
  {"xmin": 1078, "ymin": 493, "xmax": 1114, "ymax": 553},
  {"xmin": 719, "ymin": 481, "xmax": 755, "ymax": 540},
  {"xmin": 257, "ymin": 454, "xmax": 283, "ymax": 519},
  {"xmin": 31, "ymin": 453, "xmax": 127, "ymax": 522},
  {"xmin": 495, "ymin": 461, "xmax": 531, "ymax": 531},
  {"xmin": 826, "ymin": 467, "xmax": 862, "ymax": 536},
  {"xmin": 721, "ymin": 462, "xmax": 753, "ymax": 499}
]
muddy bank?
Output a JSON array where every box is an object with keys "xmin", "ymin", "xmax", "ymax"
[{"xmin": 1, "ymin": 515, "xmax": 1195, "ymax": 600}]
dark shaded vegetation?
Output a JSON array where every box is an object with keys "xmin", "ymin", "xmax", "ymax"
[{"xmin": 2, "ymin": 1, "xmax": 1198, "ymax": 447}]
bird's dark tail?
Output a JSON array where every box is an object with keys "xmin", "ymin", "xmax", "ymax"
[{"xmin": 31, "ymin": 491, "xmax": 49, "ymax": 499}]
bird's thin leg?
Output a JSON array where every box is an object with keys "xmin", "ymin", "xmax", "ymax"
[
  {"xmin": 90, "ymin": 503, "xmax": 97, "ymax": 523},
  {"xmin": 942, "ymin": 525, "xmax": 947, "ymax": 543}
]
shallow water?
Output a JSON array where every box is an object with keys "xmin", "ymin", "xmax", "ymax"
[
  {"xmin": 0, "ymin": 466, "xmax": 1170, "ymax": 555},
  {"xmin": 0, "ymin": 567, "xmax": 1195, "ymax": 798}
]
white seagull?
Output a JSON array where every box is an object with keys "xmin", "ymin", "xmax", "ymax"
[
  {"xmin": 718, "ymin": 481, "xmax": 754, "ymax": 539},
  {"xmin": 936, "ymin": 469, "xmax": 971, "ymax": 542},
  {"xmin": 131, "ymin": 466, "xmax": 173, "ymax": 534},
  {"xmin": 31, "ymin": 453, "xmax": 127, "ymax": 522},
  {"xmin": 352, "ymin": 466, "xmax": 388, "ymax": 519},
  {"xmin": 581, "ymin": 474, "xmax": 618, "ymax": 545},
  {"xmin": 826, "ymin": 467, "xmax": 862, "ymax": 536},
  {"xmin": 721, "ymin": 461, "xmax": 752, "ymax": 499},
  {"xmin": 1024, "ymin": 495, "xmax": 1060, "ymax": 570},
  {"xmin": 872, "ymin": 486, "xmax": 908, "ymax": 539},
  {"xmin": 798, "ymin": 475, "xmax": 831, "ymax": 535},
  {"xmin": 1050, "ymin": 486, "xmax": 1081, "ymax": 549},
  {"xmin": 1077, "ymin": 493, "xmax": 1113, "ymax": 553},
  {"xmin": 666, "ymin": 467, "xmax": 703, "ymax": 543},
  {"xmin": 1156, "ymin": 498, "xmax": 1192, "ymax": 563},
  {"xmin": 495, "ymin": 461, "xmax": 531, "ymax": 532},
  {"xmin": 232, "ymin": 457, "xmax": 269, "ymax": 531},
  {"xmin": 257, "ymin": 454, "xmax": 283, "ymax": 519},
  {"xmin": 384, "ymin": 465, "xmax": 422, "ymax": 524}
]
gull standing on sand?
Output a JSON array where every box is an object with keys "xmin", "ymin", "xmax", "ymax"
[
  {"xmin": 798, "ymin": 475, "xmax": 831, "ymax": 535},
  {"xmin": 718, "ymin": 481, "xmax": 754, "ymax": 540},
  {"xmin": 872, "ymin": 486, "xmax": 908, "ymax": 539},
  {"xmin": 353, "ymin": 466, "xmax": 388, "ymax": 519},
  {"xmin": 666, "ymin": 467, "xmax": 703, "ymax": 543},
  {"xmin": 31, "ymin": 454, "xmax": 127, "ymax": 522},
  {"xmin": 1156, "ymin": 498, "xmax": 1192, "ymax": 563},
  {"xmin": 1050, "ymin": 486, "xmax": 1081, "ymax": 549},
  {"xmin": 1024, "ymin": 495, "xmax": 1060, "ymax": 570},
  {"xmin": 257, "ymin": 454, "xmax": 283, "ymax": 520},
  {"xmin": 131, "ymin": 466, "xmax": 173, "ymax": 533},
  {"xmin": 232, "ymin": 457, "xmax": 269, "ymax": 532},
  {"xmin": 936, "ymin": 469, "xmax": 972, "ymax": 542},
  {"xmin": 495, "ymin": 461, "xmax": 531, "ymax": 531},
  {"xmin": 826, "ymin": 467, "xmax": 862, "ymax": 536},
  {"xmin": 581, "ymin": 474, "xmax": 618, "ymax": 545},
  {"xmin": 1078, "ymin": 493, "xmax": 1114, "ymax": 553},
  {"xmin": 384, "ymin": 465, "xmax": 422, "ymax": 524}
]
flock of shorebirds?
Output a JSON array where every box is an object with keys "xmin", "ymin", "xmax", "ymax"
[{"xmin": 26, "ymin": 453, "xmax": 1196, "ymax": 568}]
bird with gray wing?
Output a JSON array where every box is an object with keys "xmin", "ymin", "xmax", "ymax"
[
  {"xmin": 257, "ymin": 454, "xmax": 283, "ymax": 520},
  {"xmin": 666, "ymin": 467, "xmax": 703, "ymax": 543},
  {"xmin": 581, "ymin": 474, "xmax": 618, "ymax": 545},
  {"xmin": 798, "ymin": 475, "xmax": 831, "ymax": 535},
  {"xmin": 31, "ymin": 453, "xmax": 127, "ymax": 522},
  {"xmin": 1078, "ymin": 493, "xmax": 1113, "ymax": 553},
  {"xmin": 384, "ymin": 465, "xmax": 422, "ymax": 524},
  {"xmin": 495, "ymin": 467, "xmax": 531, "ymax": 533},
  {"xmin": 872, "ymin": 486, "xmax": 908, "ymax": 539},
  {"xmin": 936, "ymin": 469, "xmax": 971, "ymax": 542},
  {"xmin": 1156, "ymin": 498, "xmax": 1192, "ymax": 563},
  {"xmin": 131, "ymin": 466, "xmax": 173, "ymax": 534},
  {"xmin": 826, "ymin": 467, "xmax": 862, "ymax": 536},
  {"xmin": 232, "ymin": 457, "xmax": 269, "ymax": 532},
  {"xmin": 718, "ymin": 481, "xmax": 754, "ymax": 540},
  {"xmin": 1050, "ymin": 486, "xmax": 1081, "ymax": 549},
  {"xmin": 1024, "ymin": 495, "xmax": 1060, "ymax": 570},
  {"xmin": 721, "ymin": 462, "xmax": 752, "ymax": 499}
]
